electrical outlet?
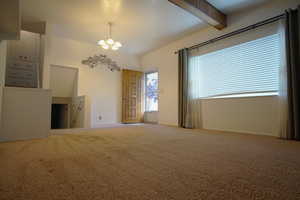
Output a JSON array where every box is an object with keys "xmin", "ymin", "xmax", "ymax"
[{"xmin": 98, "ymin": 115, "xmax": 102, "ymax": 121}]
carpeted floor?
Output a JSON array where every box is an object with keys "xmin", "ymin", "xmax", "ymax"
[{"xmin": 1, "ymin": 125, "xmax": 300, "ymax": 200}]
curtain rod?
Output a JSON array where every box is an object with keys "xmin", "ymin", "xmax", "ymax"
[{"xmin": 175, "ymin": 13, "xmax": 285, "ymax": 54}]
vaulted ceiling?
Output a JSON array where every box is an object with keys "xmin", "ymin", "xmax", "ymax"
[{"xmin": 21, "ymin": 0, "xmax": 270, "ymax": 55}]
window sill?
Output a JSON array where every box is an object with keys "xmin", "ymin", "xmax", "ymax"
[
  {"xmin": 144, "ymin": 111, "xmax": 158, "ymax": 113},
  {"xmin": 199, "ymin": 92, "xmax": 278, "ymax": 100}
]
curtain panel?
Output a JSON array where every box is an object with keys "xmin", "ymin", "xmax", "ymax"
[
  {"xmin": 178, "ymin": 48, "xmax": 189, "ymax": 128},
  {"xmin": 178, "ymin": 6, "xmax": 300, "ymax": 136},
  {"xmin": 178, "ymin": 48, "xmax": 202, "ymax": 129},
  {"xmin": 282, "ymin": 6, "xmax": 300, "ymax": 140}
]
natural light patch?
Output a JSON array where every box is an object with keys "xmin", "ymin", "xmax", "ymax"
[
  {"xmin": 188, "ymin": 34, "xmax": 281, "ymax": 99},
  {"xmin": 200, "ymin": 92, "xmax": 278, "ymax": 100},
  {"xmin": 145, "ymin": 72, "xmax": 158, "ymax": 112}
]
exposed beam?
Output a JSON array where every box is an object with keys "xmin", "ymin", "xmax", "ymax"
[{"xmin": 168, "ymin": 0, "xmax": 227, "ymax": 30}]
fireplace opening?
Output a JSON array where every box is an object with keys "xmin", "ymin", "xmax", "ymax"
[{"xmin": 51, "ymin": 104, "xmax": 69, "ymax": 129}]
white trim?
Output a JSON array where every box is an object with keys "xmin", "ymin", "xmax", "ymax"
[
  {"xmin": 144, "ymin": 111, "xmax": 158, "ymax": 113},
  {"xmin": 199, "ymin": 92, "xmax": 278, "ymax": 100},
  {"xmin": 145, "ymin": 71, "xmax": 159, "ymax": 112},
  {"xmin": 50, "ymin": 64, "xmax": 78, "ymax": 71},
  {"xmin": 4, "ymin": 86, "xmax": 51, "ymax": 93},
  {"xmin": 199, "ymin": 127, "xmax": 279, "ymax": 137},
  {"xmin": 50, "ymin": 123, "xmax": 145, "ymax": 135}
]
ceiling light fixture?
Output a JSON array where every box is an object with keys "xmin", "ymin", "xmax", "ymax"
[{"xmin": 98, "ymin": 22, "xmax": 122, "ymax": 51}]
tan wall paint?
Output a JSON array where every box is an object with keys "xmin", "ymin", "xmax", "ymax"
[
  {"xmin": 0, "ymin": 87, "xmax": 51, "ymax": 142},
  {"xmin": 42, "ymin": 24, "xmax": 141, "ymax": 128},
  {"xmin": 7, "ymin": 31, "xmax": 40, "ymax": 62},
  {"xmin": 50, "ymin": 65, "xmax": 78, "ymax": 97},
  {"xmin": 0, "ymin": 0, "xmax": 20, "ymax": 40},
  {"xmin": 141, "ymin": 0, "xmax": 299, "ymax": 136},
  {"xmin": 71, "ymin": 95, "xmax": 86, "ymax": 128}
]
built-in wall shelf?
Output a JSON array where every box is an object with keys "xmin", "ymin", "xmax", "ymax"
[{"xmin": 5, "ymin": 31, "xmax": 41, "ymax": 88}]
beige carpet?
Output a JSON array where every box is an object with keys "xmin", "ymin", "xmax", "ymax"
[{"xmin": 1, "ymin": 125, "xmax": 300, "ymax": 200}]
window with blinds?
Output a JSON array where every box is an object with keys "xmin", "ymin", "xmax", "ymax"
[{"xmin": 188, "ymin": 33, "xmax": 281, "ymax": 99}]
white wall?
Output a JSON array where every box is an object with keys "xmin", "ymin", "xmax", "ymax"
[
  {"xmin": 7, "ymin": 31, "xmax": 40, "ymax": 62},
  {"xmin": 201, "ymin": 96, "xmax": 279, "ymax": 136},
  {"xmin": 141, "ymin": 0, "xmax": 299, "ymax": 136},
  {"xmin": 0, "ymin": 87, "xmax": 51, "ymax": 142},
  {"xmin": 0, "ymin": 33, "xmax": 52, "ymax": 141},
  {"xmin": 71, "ymin": 95, "xmax": 86, "ymax": 128},
  {"xmin": 43, "ymin": 26, "xmax": 140, "ymax": 128},
  {"xmin": 50, "ymin": 65, "xmax": 78, "ymax": 97},
  {"xmin": 6, "ymin": 30, "xmax": 40, "ymax": 88},
  {"xmin": 144, "ymin": 112, "xmax": 158, "ymax": 124}
]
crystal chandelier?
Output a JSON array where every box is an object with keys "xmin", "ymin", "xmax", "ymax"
[{"xmin": 97, "ymin": 22, "xmax": 122, "ymax": 50}]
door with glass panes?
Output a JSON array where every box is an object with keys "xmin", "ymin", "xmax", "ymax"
[{"xmin": 122, "ymin": 69, "xmax": 143, "ymax": 123}]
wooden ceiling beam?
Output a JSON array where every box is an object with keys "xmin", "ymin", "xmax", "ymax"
[{"xmin": 168, "ymin": 0, "xmax": 227, "ymax": 30}]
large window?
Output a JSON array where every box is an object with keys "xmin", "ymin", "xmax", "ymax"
[
  {"xmin": 188, "ymin": 33, "xmax": 281, "ymax": 99},
  {"xmin": 145, "ymin": 72, "xmax": 158, "ymax": 112}
]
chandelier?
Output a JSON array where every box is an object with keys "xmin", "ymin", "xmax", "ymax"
[
  {"xmin": 82, "ymin": 54, "xmax": 121, "ymax": 72},
  {"xmin": 97, "ymin": 22, "xmax": 122, "ymax": 50}
]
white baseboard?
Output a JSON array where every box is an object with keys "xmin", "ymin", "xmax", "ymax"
[
  {"xmin": 50, "ymin": 123, "xmax": 146, "ymax": 135},
  {"xmin": 200, "ymin": 127, "xmax": 279, "ymax": 137},
  {"xmin": 91, "ymin": 123, "xmax": 124, "ymax": 128}
]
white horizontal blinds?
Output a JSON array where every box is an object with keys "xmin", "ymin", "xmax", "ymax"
[
  {"xmin": 188, "ymin": 33, "xmax": 281, "ymax": 99},
  {"xmin": 189, "ymin": 22, "xmax": 280, "ymax": 57}
]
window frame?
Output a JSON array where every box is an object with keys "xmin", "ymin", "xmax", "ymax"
[
  {"xmin": 199, "ymin": 91, "xmax": 278, "ymax": 100},
  {"xmin": 188, "ymin": 33, "xmax": 281, "ymax": 99},
  {"xmin": 145, "ymin": 71, "xmax": 159, "ymax": 112}
]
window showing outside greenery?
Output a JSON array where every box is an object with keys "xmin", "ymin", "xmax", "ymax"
[{"xmin": 145, "ymin": 72, "xmax": 158, "ymax": 112}]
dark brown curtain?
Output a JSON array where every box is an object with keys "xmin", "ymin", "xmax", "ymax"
[
  {"xmin": 178, "ymin": 48, "xmax": 189, "ymax": 128},
  {"xmin": 285, "ymin": 6, "xmax": 300, "ymax": 140}
]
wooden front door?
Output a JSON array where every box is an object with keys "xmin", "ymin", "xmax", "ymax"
[{"xmin": 122, "ymin": 69, "xmax": 143, "ymax": 123}]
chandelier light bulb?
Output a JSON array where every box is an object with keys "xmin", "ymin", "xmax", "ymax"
[
  {"xmin": 107, "ymin": 39, "xmax": 114, "ymax": 45},
  {"xmin": 115, "ymin": 42, "xmax": 122, "ymax": 47},
  {"xmin": 97, "ymin": 22, "xmax": 122, "ymax": 51},
  {"xmin": 112, "ymin": 46, "xmax": 119, "ymax": 51},
  {"xmin": 102, "ymin": 44, "xmax": 109, "ymax": 50},
  {"xmin": 98, "ymin": 40, "xmax": 106, "ymax": 46}
]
